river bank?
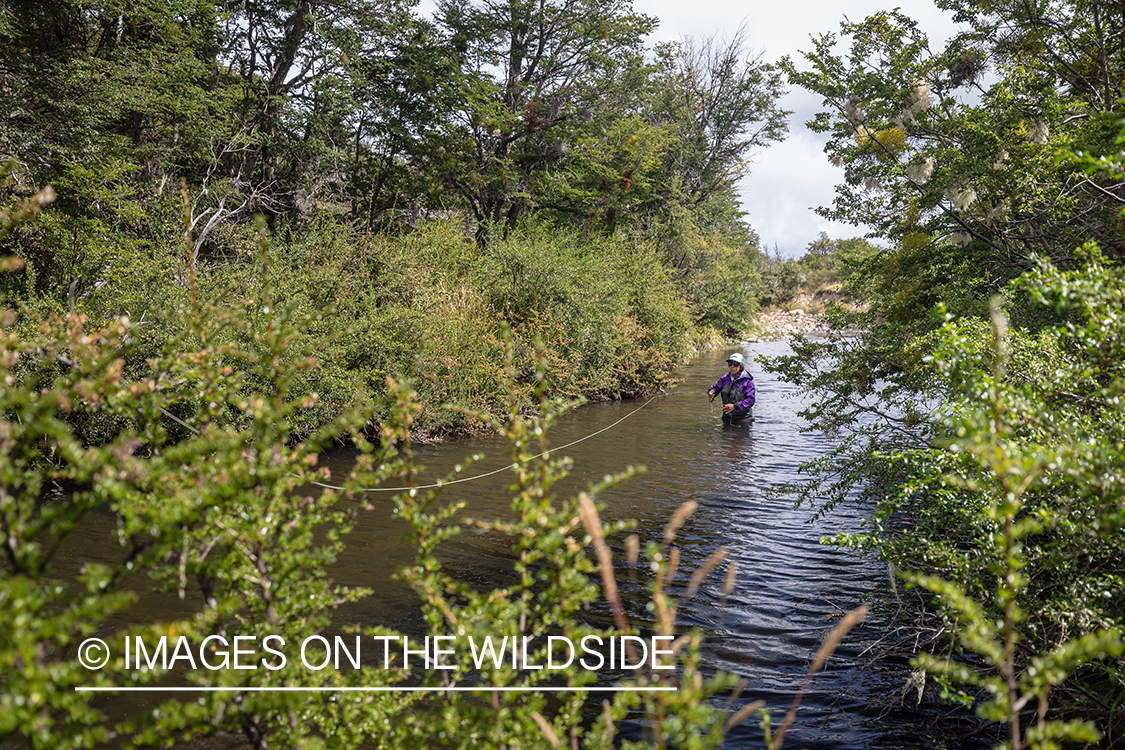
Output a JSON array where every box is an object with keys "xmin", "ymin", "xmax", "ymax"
[
  {"xmin": 748, "ymin": 290, "xmax": 867, "ymax": 341},
  {"xmin": 750, "ymin": 305, "xmax": 831, "ymax": 340}
]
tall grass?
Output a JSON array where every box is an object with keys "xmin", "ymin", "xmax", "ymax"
[{"xmin": 7, "ymin": 210, "xmax": 699, "ymax": 438}]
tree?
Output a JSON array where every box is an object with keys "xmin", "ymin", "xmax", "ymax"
[
  {"xmin": 346, "ymin": 19, "xmax": 463, "ymax": 229},
  {"xmin": 432, "ymin": 0, "xmax": 657, "ymax": 241},
  {"xmin": 0, "ymin": 0, "xmax": 235, "ymax": 289},
  {"xmin": 782, "ymin": 5, "xmax": 1125, "ymax": 311},
  {"xmin": 806, "ymin": 231, "xmax": 834, "ymax": 258},
  {"xmin": 214, "ymin": 0, "xmax": 424, "ymax": 226},
  {"xmin": 624, "ymin": 31, "xmax": 786, "ymax": 330},
  {"xmin": 646, "ymin": 31, "xmax": 788, "ymax": 213}
]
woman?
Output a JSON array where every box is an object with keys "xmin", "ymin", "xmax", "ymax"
[{"xmin": 707, "ymin": 353, "xmax": 755, "ymax": 425}]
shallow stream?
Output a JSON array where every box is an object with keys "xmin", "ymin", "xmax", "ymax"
[
  {"xmin": 322, "ymin": 342, "xmax": 988, "ymax": 749},
  {"xmin": 47, "ymin": 342, "xmax": 990, "ymax": 749}
]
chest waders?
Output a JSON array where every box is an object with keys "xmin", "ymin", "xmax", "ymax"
[{"xmin": 720, "ymin": 378, "xmax": 752, "ymax": 425}]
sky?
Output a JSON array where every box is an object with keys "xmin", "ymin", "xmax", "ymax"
[{"xmin": 631, "ymin": 0, "xmax": 962, "ymax": 256}]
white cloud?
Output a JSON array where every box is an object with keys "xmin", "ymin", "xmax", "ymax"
[
  {"xmin": 740, "ymin": 103, "xmax": 860, "ymax": 255},
  {"xmin": 636, "ymin": 0, "xmax": 955, "ymax": 50}
]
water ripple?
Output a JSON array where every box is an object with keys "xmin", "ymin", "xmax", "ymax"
[{"xmin": 327, "ymin": 342, "xmax": 986, "ymax": 749}]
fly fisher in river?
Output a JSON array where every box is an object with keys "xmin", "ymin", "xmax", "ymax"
[{"xmin": 708, "ymin": 352, "xmax": 755, "ymax": 426}]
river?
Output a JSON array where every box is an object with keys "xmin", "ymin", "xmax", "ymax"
[
  {"xmin": 324, "ymin": 342, "xmax": 989, "ymax": 749},
  {"xmin": 43, "ymin": 342, "xmax": 986, "ymax": 748}
]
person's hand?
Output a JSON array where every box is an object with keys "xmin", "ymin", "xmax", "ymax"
[
  {"xmin": 722, "ymin": 403, "xmax": 734, "ymax": 414},
  {"xmin": 707, "ymin": 389, "xmax": 715, "ymax": 399}
]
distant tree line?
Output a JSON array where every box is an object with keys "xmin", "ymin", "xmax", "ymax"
[{"xmin": 754, "ymin": 232, "xmax": 881, "ymax": 309}]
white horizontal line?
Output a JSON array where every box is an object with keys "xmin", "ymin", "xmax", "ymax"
[{"xmin": 76, "ymin": 686, "xmax": 676, "ymax": 693}]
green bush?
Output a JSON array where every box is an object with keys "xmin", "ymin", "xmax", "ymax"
[
  {"xmin": 764, "ymin": 249, "xmax": 1125, "ymax": 745},
  {"xmin": 6, "ymin": 203, "xmax": 701, "ymax": 437}
]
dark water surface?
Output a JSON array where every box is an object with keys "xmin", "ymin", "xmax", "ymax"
[
  {"xmin": 48, "ymin": 343, "xmax": 987, "ymax": 748},
  {"xmin": 325, "ymin": 343, "xmax": 987, "ymax": 749}
]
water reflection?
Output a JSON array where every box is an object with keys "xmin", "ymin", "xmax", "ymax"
[{"xmin": 324, "ymin": 342, "xmax": 987, "ymax": 749}]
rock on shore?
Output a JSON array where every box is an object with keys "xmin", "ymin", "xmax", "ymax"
[
  {"xmin": 749, "ymin": 307, "xmax": 833, "ymax": 341},
  {"xmin": 748, "ymin": 292, "xmax": 858, "ymax": 342}
]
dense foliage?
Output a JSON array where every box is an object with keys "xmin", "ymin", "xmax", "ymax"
[
  {"xmin": 754, "ymin": 233, "xmax": 882, "ymax": 310},
  {"xmin": 5, "ymin": 205, "xmax": 700, "ymax": 437},
  {"xmin": 0, "ymin": 0, "xmax": 785, "ymax": 386},
  {"xmin": 768, "ymin": 0, "xmax": 1125, "ymax": 745}
]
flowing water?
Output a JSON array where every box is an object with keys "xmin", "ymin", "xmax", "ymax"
[
  {"xmin": 47, "ymin": 342, "xmax": 988, "ymax": 748},
  {"xmin": 325, "ymin": 342, "xmax": 988, "ymax": 749}
]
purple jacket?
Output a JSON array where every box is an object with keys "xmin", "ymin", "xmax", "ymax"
[{"xmin": 711, "ymin": 369, "xmax": 755, "ymax": 411}]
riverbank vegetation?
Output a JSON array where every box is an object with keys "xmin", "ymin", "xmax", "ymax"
[
  {"xmin": 1, "ymin": 0, "xmax": 788, "ymax": 439},
  {"xmin": 754, "ymin": 233, "xmax": 882, "ymax": 312},
  {"xmin": 6, "ymin": 0, "xmax": 1125, "ymax": 747},
  {"xmin": 768, "ymin": 1, "xmax": 1125, "ymax": 745}
]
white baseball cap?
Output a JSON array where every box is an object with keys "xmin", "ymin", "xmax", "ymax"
[{"xmin": 726, "ymin": 353, "xmax": 744, "ymax": 365}]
